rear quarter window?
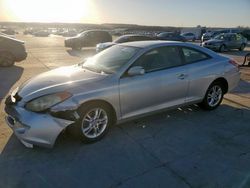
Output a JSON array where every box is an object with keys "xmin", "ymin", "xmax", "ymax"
[{"xmin": 182, "ymin": 47, "xmax": 211, "ymax": 64}]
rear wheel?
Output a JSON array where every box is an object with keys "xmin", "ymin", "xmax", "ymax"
[
  {"xmin": 219, "ymin": 45, "xmax": 226, "ymax": 52},
  {"xmin": 199, "ymin": 82, "xmax": 224, "ymax": 110},
  {"xmin": 239, "ymin": 44, "xmax": 246, "ymax": 51},
  {"xmin": 71, "ymin": 103, "xmax": 113, "ymax": 143},
  {"xmin": 0, "ymin": 52, "xmax": 15, "ymax": 67}
]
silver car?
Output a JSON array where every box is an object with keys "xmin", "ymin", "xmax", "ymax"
[{"xmin": 5, "ymin": 41, "xmax": 240, "ymax": 148}]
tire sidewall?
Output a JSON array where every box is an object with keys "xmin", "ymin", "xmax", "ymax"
[
  {"xmin": 219, "ymin": 45, "xmax": 226, "ymax": 52},
  {"xmin": 239, "ymin": 44, "xmax": 245, "ymax": 51}
]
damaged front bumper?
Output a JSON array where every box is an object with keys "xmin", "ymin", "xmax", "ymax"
[{"xmin": 5, "ymin": 103, "xmax": 74, "ymax": 148}]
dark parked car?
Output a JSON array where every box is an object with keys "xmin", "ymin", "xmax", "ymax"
[
  {"xmin": 202, "ymin": 33, "xmax": 247, "ymax": 52},
  {"xmin": 241, "ymin": 29, "xmax": 250, "ymax": 40},
  {"xmin": 1, "ymin": 28, "xmax": 16, "ymax": 35},
  {"xmin": 65, "ymin": 30, "xmax": 112, "ymax": 50},
  {"xmin": 157, "ymin": 32, "xmax": 186, "ymax": 42},
  {"xmin": 96, "ymin": 34, "xmax": 155, "ymax": 52},
  {"xmin": 181, "ymin": 32, "xmax": 196, "ymax": 41},
  {"xmin": 0, "ymin": 34, "xmax": 27, "ymax": 66}
]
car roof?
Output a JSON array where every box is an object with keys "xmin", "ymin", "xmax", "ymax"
[
  {"xmin": 159, "ymin": 32, "xmax": 174, "ymax": 34},
  {"xmin": 83, "ymin": 29, "xmax": 109, "ymax": 33},
  {"xmin": 118, "ymin": 34, "xmax": 152, "ymax": 38},
  {"xmin": 119, "ymin": 40, "xmax": 182, "ymax": 48},
  {"xmin": 119, "ymin": 40, "xmax": 219, "ymax": 57}
]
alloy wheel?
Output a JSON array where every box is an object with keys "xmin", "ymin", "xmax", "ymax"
[
  {"xmin": 207, "ymin": 85, "xmax": 223, "ymax": 107},
  {"xmin": 81, "ymin": 108, "xmax": 108, "ymax": 139}
]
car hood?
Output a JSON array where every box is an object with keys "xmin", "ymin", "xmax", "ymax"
[
  {"xmin": 65, "ymin": 36, "xmax": 79, "ymax": 41},
  {"xmin": 205, "ymin": 39, "xmax": 223, "ymax": 44},
  {"xmin": 18, "ymin": 65, "xmax": 107, "ymax": 101},
  {"xmin": 0, "ymin": 34, "xmax": 24, "ymax": 44}
]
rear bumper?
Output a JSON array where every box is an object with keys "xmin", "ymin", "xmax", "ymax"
[
  {"xmin": 5, "ymin": 102, "xmax": 74, "ymax": 148},
  {"xmin": 15, "ymin": 51, "xmax": 27, "ymax": 62},
  {"xmin": 202, "ymin": 44, "xmax": 220, "ymax": 51},
  {"xmin": 227, "ymin": 71, "xmax": 241, "ymax": 92},
  {"xmin": 64, "ymin": 40, "xmax": 70, "ymax": 47},
  {"xmin": 64, "ymin": 39, "xmax": 74, "ymax": 48}
]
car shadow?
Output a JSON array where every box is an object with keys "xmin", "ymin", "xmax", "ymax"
[
  {"xmin": 230, "ymin": 79, "xmax": 250, "ymax": 95},
  {"xmin": 220, "ymin": 49, "xmax": 250, "ymax": 57},
  {"xmin": 1, "ymin": 104, "xmax": 250, "ymax": 187},
  {"xmin": 66, "ymin": 48, "xmax": 96, "ymax": 58},
  {"xmin": 0, "ymin": 66, "xmax": 23, "ymax": 105}
]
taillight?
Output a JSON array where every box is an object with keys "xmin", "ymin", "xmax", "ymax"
[{"xmin": 228, "ymin": 60, "xmax": 238, "ymax": 68}]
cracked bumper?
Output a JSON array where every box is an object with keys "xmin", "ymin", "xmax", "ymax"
[{"xmin": 5, "ymin": 104, "xmax": 74, "ymax": 148}]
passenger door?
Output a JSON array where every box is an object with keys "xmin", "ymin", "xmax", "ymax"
[
  {"xmin": 228, "ymin": 34, "xmax": 237, "ymax": 49},
  {"xmin": 119, "ymin": 46, "xmax": 189, "ymax": 119},
  {"xmin": 180, "ymin": 47, "xmax": 215, "ymax": 102}
]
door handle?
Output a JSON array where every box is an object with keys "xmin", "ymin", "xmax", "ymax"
[{"xmin": 177, "ymin": 73, "xmax": 187, "ymax": 80}]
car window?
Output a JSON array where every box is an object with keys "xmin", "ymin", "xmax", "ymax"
[
  {"xmin": 114, "ymin": 36, "xmax": 129, "ymax": 43},
  {"xmin": 83, "ymin": 45, "xmax": 139, "ymax": 74},
  {"xmin": 133, "ymin": 36, "xmax": 143, "ymax": 41},
  {"xmin": 133, "ymin": 46, "xmax": 182, "ymax": 73},
  {"xmin": 182, "ymin": 47, "xmax": 210, "ymax": 64},
  {"xmin": 236, "ymin": 34, "xmax": 242, "ymax": 41},
  {"xmin": 131, "ymin": 36, "xmax": 149, "ymax": 41},
  {"xmin": 230, "ymin": 35, "xmax": 237, "ymax": 41}
]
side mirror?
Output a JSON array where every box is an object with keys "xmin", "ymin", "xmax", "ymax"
[{"xmin": 127, "ymin": 66, "xmax": 145, "ymax": 76}]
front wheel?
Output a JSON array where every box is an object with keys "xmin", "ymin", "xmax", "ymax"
[
  {"xmin": 199, "ymin": 83, "xmax": 224, "ymax": 110},
  {"xmin": 71, "ymin": 103, "xmax": 113, "ymax": 143},
  {"xmin": 219, "ymin": 45, "xmax": 226, "ymax": 52},
  {"xmin": 239, "ymin": 44, "xmax": 246, "ymax": 51}
]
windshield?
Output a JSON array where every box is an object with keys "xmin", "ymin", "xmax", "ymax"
[
  {"xmin": 114, "ymin": 36, "xmax": 129, "ymax": 43},
  {"xmin": 77, "ymin": 31, "xmax": 86, "ymax": 37},
  {"xmin": 214, "ymin": 34, "xmax": 230, "ymax": 40},
  {"xmin": 82, "ymin": 45, "xmax": 140, "ymax": 74}
]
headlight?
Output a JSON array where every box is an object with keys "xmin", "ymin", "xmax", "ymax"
[{"xmin": 25, "ymin": 92, "xmax": 72, "ymax": 112}]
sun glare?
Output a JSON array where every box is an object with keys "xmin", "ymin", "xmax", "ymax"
[{"xmin": 3, "ymin": 0, "xmax": 98, "ymax": 23}]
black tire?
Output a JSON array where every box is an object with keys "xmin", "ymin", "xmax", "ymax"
[
  {"xmin": 239, "ymin": 44, "xmax": 246, "ymax": 51},
  {"xmin": 219, "ymin": 45, "xmax": 226, "ymax": 52},
  {"xmin": 0, "ymin": 52, "xmax": 15, "ymax": 67},
  {"xmin": 70, "ymin": 102, "xmax": 113, "ymax": 143},
  {"xmin": 199, "ymin": 82, "xmax": 224, "ymax": 111}
]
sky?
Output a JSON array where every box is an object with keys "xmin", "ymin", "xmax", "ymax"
[{"xmin": 0, "ymin": 0, "xmax": 249, "ymax": 27}]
